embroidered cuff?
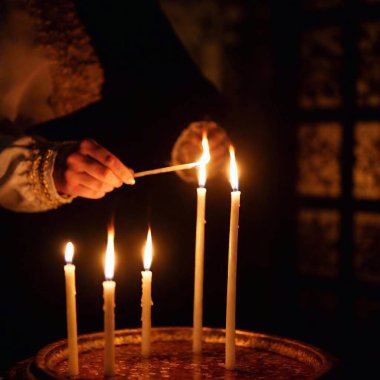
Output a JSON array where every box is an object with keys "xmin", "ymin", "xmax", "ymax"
[{"xmin": 28, "ymin": 144, "xmax": 74, "ymax": 210}]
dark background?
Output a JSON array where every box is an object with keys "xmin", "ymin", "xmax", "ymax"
[{"xmin": 1, "ymin": 0, "xmax": 380, "ymax": 378}]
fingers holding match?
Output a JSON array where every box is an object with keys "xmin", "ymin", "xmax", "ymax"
[
  {"xmin": 66, "ymin": 153, "xmax": 122, "ymax": 188},
  {"xmin": 78, "ymin": 139, "xmax": 135, "ymax": 185},
  {"xmin": 54, "ymin": 139, "xmax": 135, "ymax": 199},
  {"xmin": 64, "ymin": 170, "xmax": 114, "ymax": 193}
]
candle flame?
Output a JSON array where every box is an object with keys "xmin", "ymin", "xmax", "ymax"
[
  {"xmin": 105, "ymin": 224, "xmax": 115, "ymax": 280},
  {"xmin": 65, "ymin": 242, "xmax": 74, "ymax": 264},
  {"xmin": 198, "ymin": 132, "xmax": 210, "ymax": 187},
  {"xmin": 143, "ymin": 228, "xmax": 153, "ymax": 270},
  {"xmin": 229, "ymin": 146, "xmax": 239, "ymax": 191}
]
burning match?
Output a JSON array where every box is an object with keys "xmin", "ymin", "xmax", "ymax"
[
  {"xmin": 134, "ymin": 161, "xmax": 200, "ymax": 178},
  {"xmin": 134, "ymin": 134, "xmax": 210, "ymax": 179}
]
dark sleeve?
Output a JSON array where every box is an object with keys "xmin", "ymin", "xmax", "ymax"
[
  {"xmin": 33, "ymin": 0, "xmax": 227, "ymax": 167},
  {"xmin": 76, "ymin": 0, "xmax": 226, "ymax": 121}
]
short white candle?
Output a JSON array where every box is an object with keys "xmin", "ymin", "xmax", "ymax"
[
  {"xmin": 103, "ymin": 226, "xmax": 116, "ymax": 376},
  {"xmin": 225, "ymin": 146, "xmax": 241, "ymax": 370},
  {"xmin": 141, "ymin": 228, "xmax": 153, "ymax": 357},
  {"xmin": 193, "ymin": 134, "xmax": 210, "ymax": 353},
  {"xmin": 64, "ymin": 242, "xmax": 79, "ymax": 376}
]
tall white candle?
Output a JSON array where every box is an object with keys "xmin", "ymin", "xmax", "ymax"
[
  {"xmin": 141, "ymin": 228, "xmax": 153, "ymax": 357},
  {"xmin": 225, "ymin": 146, "xmax": 241, "ymax": 370},
  {"xmin": 193, "ymin": 133, "xmax": 210, "ymax": 353},
  {"xmin": 64, "ymin": 242, "xmax": 79, "ymax": 376},
  {"xmin": 193, "ymin": 187, "xmax": 206, "ymax": 353},
  {"xmin": 103, "ymin": 226, "xmax": 116, "ymax": 376}
]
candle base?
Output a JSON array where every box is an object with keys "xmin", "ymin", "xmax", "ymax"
[
  {"xmin": 141, "ymin": 270, "xmax": 152, "ymax": 358},
  {"xmin": 225, "ymin": 358, "xmax": 236, "ymax": 371},
  {"xmin": 193, "ymin": 186, "xmax": 206, "ymax": 355},
  {"xmin": 192, "ymin": 327, "xmax": 203, "ymax": 354},
  {"xmin": 103, "ymin": 280, "xmax": 116, "ymax": 377},
  {"xmin": 64, "ymin": 264, "xmax": 79, "ymax": 377}
]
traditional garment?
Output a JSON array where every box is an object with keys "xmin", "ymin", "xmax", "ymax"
[
  {"xmin": 0, "ymin": 0, "xmax": 225, "ymax": 212},
  {"xmin": 0, "ymin": 3, "xmax": 227, "ymax": 373},
  {"xmin": 0, "ymin": 0, "xmax": 103, "ymax": 211}
]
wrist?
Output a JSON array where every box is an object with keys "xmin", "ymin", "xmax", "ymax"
[
  {"xmin": 53, "ymin": 142, "xmax": 77, "ymax": 196},
  {"xmin": 28, "ymin": 143, "xmax": 75, "ymax": 209}
]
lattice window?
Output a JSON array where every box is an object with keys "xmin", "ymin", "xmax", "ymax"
[
  {"xmin": 354, "ymin": 122, "xmax": 380, "ymax": 199},
  {"xmin": 357, "ymin": 22, "xmax": 380, "ymax": 107},
  {"xmin": 297, "ymin": 209, "xmax": 340, "ymax": 277},
  {"xmin": 297, "ymin": 2, "xmax": 380, "ymax": 286},
  {"xmin": 298, "ymin": 27, "xmax": 343, "ymax": 110},
  {"xmin": 297, "ymin": 122, "xmax": 342, "ymax": 197},
  {"xmin": 354, "ymin": 212, "xmax": 380, "ymax": 284}
]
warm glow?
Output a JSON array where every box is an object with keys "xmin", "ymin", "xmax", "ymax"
[
  {"xmin": 65, "ymin": 242, "xmax": 74, "ymax": 264},
  {"xmin": 143, "ymin": 228, "xmax": 153, "ymax": 270},
  {"xmin": 105, "ymin": 224, "xmax": 115, "ymax": 280},
  {"xmin": 229, "ymin": 146, "xmax": 239, "ymax": 191},
  {"xmin": 198, "ymin": 133, "xmax": 210, "ymax": 187}
]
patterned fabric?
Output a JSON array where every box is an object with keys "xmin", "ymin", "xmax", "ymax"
[
  {"xmin": 27, "ymin": 0, "xmax": 104, "ymax": 119},
  {"xmin": 0, "ymin": 136, "xmax": 73, "ymax": 212},
  {"xmin": 0, "ymin": 0, "xmax": 102, "ymax": 211}
]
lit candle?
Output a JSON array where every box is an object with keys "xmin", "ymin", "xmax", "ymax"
[
  {"xmin": 103, "ymin": 225, "xmax": 116, "ymax": 376},
  {"xmin": 64, "ymin": 242, "xmax": 79, "ymax": 376},
  {"xmin": 225, "ymin": 146, "xmax": 240, "ymax": 370},
  {"xmin": 193, "ymin": 133, "xmax": 210, "ymax": 353},
  {"xmin": 141, "ymin": 228, "xmax": 153, "ymax": 357}
]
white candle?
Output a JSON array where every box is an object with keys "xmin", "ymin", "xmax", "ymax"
[
  {"xmin": 141, "ymin": 228, "xmax": 153, "ymax": 357},
  {"xmin": 103, "ymin": 226, "xmax": 116, "ymax": 376},
  {"xmin": 64, "ymin": 242, "xmax": 79, "ymax": 376},
  {"xmin": 225, "ymin": 146, "xmax": 240, "ymax": 370},
  {"xmin": 193, "ymin": 133, "xmax": 210, "ymax": 353}
]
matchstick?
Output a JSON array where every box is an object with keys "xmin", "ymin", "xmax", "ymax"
[{"xmin": 134, "ymin": 162, "xmax": 199, "ymax": 178}]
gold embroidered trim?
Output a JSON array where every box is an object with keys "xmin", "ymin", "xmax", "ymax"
[{"xmin": 28, "ymin": 146, "xmax": 73, "ymax": 209}]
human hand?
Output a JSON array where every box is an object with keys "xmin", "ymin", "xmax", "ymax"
[
  {"xmin": 171, "ymin": 121, "xmax": 231, "ymax": 182},
  {"xmin": 53, "ymin": 139, "xmax": 135, "ymax": 199}
]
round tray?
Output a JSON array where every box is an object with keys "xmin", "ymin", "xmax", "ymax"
[{"xmin": 6, "ymin": 327, "xmax": 335, "ymax": 379}]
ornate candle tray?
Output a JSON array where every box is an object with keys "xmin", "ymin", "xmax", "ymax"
[{"xmin": 5, "ymin": 327, "xmax": 335, "ymax": 379}]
